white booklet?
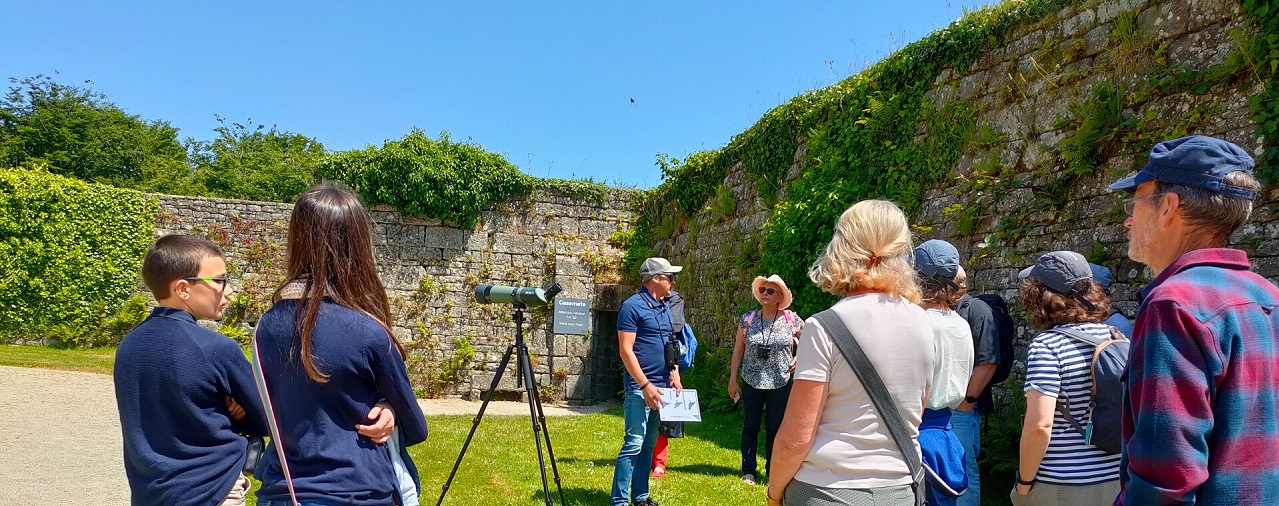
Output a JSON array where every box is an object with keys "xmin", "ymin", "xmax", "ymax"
[{"xmin": 657, "ymin": 388, "xmax": 701, "ymax": 422}]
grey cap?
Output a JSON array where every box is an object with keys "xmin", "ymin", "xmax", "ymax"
[
  {"xmin": 1088, "ymin": 263, "xmax": 1112, "ymax": 288},
  {"xmin": 1020, "ymin": 251, "xmax": 1097, "ymax": 310},
  {"xmin": 914, "ymin": 239, "xmax": 960, "ymax": 289},
  {"xmin": 639, "ymin": 257, "xmax": 683, "ymax": 278}
]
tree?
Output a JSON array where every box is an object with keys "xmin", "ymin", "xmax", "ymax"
[
  {"xmin": 0, "ymin": 74, "xmax": 190, "ymax": 189},
  {"xmin": 189, "ymin": 117, "xmax": 325, "ymax": 202}
]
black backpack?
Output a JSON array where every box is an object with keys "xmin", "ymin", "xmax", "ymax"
[
  {"xmin": 1049, "ymin": 327, "xmax": 1130, "ymax": 454},
  {"xmin": 957, "ymin": 293, "xmax": 1015, "ymax": 384}
]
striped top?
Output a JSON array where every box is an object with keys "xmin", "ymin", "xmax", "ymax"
[{"xmin": 1024, "ymin": 322, "xmax": 1121, "ymax": 485}]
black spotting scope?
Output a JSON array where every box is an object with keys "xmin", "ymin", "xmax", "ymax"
[{"xmin": 473, "ymin": 282, "xmax": 563, "ymax": 306}]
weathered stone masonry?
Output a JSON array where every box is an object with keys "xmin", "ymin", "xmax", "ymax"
[{"xmin": 155, "ymin": 190, "xmax": 636, "ymax": 404}]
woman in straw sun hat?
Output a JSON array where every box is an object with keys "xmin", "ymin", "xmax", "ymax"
[{"xmin": 729, "ymin": 274, "xmax": 802, "ymax": 487}]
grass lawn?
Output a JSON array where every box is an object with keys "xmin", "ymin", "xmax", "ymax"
[
  {"xmin": 412, "ymin": 409, "xmax": 760, "ymax": 506},
  {"xmin": 0, "ymin": 344, "xmax": 116, "ymax": 374}
]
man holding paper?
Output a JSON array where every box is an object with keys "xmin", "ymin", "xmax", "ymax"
[{"xmin": 611, "ymin": 257, "xmax": 684, "ymax": 506}]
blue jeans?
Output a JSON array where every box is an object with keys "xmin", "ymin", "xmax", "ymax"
[
  {"xmin": 611, "ymin": 387, "xmax": 662, "ymax": 505},
  {"xmin": 950, "ymin": 408, "xmax": 982, "ymax": 506}
]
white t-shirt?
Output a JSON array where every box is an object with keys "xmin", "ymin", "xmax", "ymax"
[
  {"xmin": 924, "ymin": 308, "xmax": 974, "ymax": 410},
  {"xmin": 1024, "ymin": 323, "xmax": 1121, "ymax": 485},
  {"xmin": 792, "ymin": 293, "xmax": 936, "ymax": 489}
]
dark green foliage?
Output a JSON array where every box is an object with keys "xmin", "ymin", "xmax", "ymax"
[
  {"xmin": 0, "ymin": 167, "xmax": 157, "ymax": 346},
  {"xmin": 0, "ymin": 75, "xmax": 190, "ymax": 190},
  {"xmin": 980, "ymin": 379, "xmax": 1027, "ymax": 505},
  {"xmin": 189, "ymin": 117, "xmax": 326, "ymax": 202},
  {"xmin": 1245, "ymin": 0, "xmax": 1279, "ymax": 183},
  {"xmin": 317, "ymin": 129, "xmax": 530, "ymax": 226}
]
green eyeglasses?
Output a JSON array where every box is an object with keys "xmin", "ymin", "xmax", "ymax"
[{"xmin": 185, "ymin": 276, "xmax": 230, "ymax": 291}]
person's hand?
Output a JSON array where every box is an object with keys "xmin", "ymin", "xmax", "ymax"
[
  {"xmin": 1014, "ymin": 483, "xmax": 1033, "ymax": 496},
  {"xmin": 672, "ymin": 376, "xmax": 683, "ymax": 396},
  {"xmin": 642, "ymin": 384, "xmax": 665, "ymax": 410},
  {"xmin": 957, "ymin": 400, "xmax": 975, "ymax": 412},
  {"xmin": 728, "ymin": 381, "xmax": 741, "ymax": 402},
  {"xmin": 356, "ymin": 402, "xmax": 396, "ymax": 444},
  {"xmin": 225, "ymin": 396, "xmax": 246, "ymax": 421},
  {"xmin": 789, "ymin": 356, "xmax": 797, "ymax": 373}
]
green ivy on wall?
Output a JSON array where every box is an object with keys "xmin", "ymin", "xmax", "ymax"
[
  {"xmin": 0, "ymin": 165, "xmax": 158, "ymax": 346},
  {"xmin": 1244, "ymin": 0, "xmax": 1279, "ymax": 183}
]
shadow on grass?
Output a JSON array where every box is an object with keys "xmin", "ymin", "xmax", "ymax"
[
  {"xmin": 666, "ymin": 462, "xmax": 739, "ymax": 477},
  {"xmin": 555, "ymin": 456, "xmax": 616, "ymax": 468},
  {"xmin": 529, "ymin": 486, "xmax": 610, "ymax": 505}
]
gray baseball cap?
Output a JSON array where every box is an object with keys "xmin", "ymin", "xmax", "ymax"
[
  {"xmin": 639, "ymin": 257, "xmax": 683, "ymax": 278},
  {"xmin": 914, "ymin": 239, "xmax": 960, "ymax": 288},
  {"xmin": 1020, "ymin": 251, "xmax": 1097, "ymax": 310}
]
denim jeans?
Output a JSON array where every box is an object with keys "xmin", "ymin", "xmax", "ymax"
[
  {"xmin": 741, "ymin": 381, "xmax": 791, "ymax": 476},
  {"xmin": 950, "ymin": 408, "xmax": 982, "ymax": 506},
  {"xmin": 611, "ymin": 387, "xmax": 662, "ymax": 505}
]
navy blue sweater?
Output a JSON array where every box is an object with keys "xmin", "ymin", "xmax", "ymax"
[
  {"xmin": 254, "ymin": 299, "xmax": 428, "ymax": 505},
  {"xmin": 114, "ymin": 307, "xmax": 269, "ymax": 506}
]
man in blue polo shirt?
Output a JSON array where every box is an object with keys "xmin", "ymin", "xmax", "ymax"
[{"xmin": 611, "ymin": 257, "xmax": 684, "ymax": 506}]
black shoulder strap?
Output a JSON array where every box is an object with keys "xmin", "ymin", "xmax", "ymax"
[{"xmin": 812, "ymin": 309, "xmax": 925, "ymax": 506}]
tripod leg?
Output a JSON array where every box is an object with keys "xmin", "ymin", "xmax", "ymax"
[
  {"xmin": 517, "ymin": 342, "xmax": 555, "ymax": 506},
  {"xmin": 530, "ymin": 370, "xmax": 567, "ymax": 506},
  {"xmin": 435, "ymin": 343, "xmax": 518, "ymax": 506}
]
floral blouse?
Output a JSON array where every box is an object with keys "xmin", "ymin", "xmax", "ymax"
[{"xmin": 739, "ymin": 310, "xmax": 799, "ymax": 389}]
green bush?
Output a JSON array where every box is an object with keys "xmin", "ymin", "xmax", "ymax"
[
  {"xmin": 0, "ymin": 165, "xmax": 157, "ymax": 346},
  {"xmin": 317, "ymin": 129, "xmax": 530, "ymax": 226}
]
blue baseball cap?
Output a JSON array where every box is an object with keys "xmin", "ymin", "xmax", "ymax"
[
  {"xmin": 1088, "ymin": 263, "xmax": 1112, "ymax": 288},
  {"xmin": 1108, "ymin": 135, "xmax": 1257, "ymax": 200},
  {"xmin": 914, "ymin": 239, "xmax": 960, "ymax": 285},
  {"xmin": 1020, "ymin": 251, "xmax": 1098, "ymax": 311}
]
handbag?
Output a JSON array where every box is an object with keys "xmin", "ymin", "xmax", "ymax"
[{"xmin": 812, "ymin": 310, "xmax": 927, "ymax": 506}]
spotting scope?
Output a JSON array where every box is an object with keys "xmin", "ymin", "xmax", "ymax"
[{"xmin": 473, "ymin": 282, "xmax": 563, "ymax": 306}]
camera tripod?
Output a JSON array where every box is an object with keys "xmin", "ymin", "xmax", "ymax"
[{"xmin": 436, "ymin": 302, "xmax": 566, "ymax": 506}]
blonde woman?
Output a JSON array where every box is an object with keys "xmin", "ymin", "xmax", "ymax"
[{"xmin": 766, "ymin": 200, "xmax": 935, "ymax": 506}]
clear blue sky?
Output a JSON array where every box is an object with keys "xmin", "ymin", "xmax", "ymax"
[{"xmin": 1, "ymin": 1, "xmax": 988, "ymax": 188}]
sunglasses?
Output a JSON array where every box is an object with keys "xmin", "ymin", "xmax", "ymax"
[
  {"xmin": 758, "ymin": 287, "xmax": 778, "ymax": 295},
  {"xmin": 1122, "ymin": 192, "xmax": 1165, "ymax": 216},
  {"xmin": 186, "ymin": 276, "xmax": 230, "ymax": 292}
]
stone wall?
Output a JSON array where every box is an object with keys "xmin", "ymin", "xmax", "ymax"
[
  {"xmin": 154, "ymin": 189, "xmax": 636, "ymax": 404},
  {"xmin": 651, "ymin": 0, "xmax": 1272, "ymax": 355}
]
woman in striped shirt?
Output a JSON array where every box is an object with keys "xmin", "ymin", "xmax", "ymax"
[{"xmin": 1013, "ymin": 251, "xmax": 1121, "ymax": 506}]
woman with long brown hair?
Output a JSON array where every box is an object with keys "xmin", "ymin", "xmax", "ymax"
[{"xmin": 254, "ymin": 183, "xmax": 428, "ymax": 506}]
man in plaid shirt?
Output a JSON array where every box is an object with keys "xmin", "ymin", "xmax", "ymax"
[{"xmin": 1109, "ymin": 135, "xmax": 1279, "ymax": 505}]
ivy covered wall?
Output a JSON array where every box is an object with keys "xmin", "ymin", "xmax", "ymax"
[{"xmin": 633, "ymin": 0, "xmax": 1273, "ymax": 351}]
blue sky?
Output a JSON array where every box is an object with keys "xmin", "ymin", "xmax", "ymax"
[{"xmin": 1, "ymin": 1, "xmax": 988, "ymax": 188}]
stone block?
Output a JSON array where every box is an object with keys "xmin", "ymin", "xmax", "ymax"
[
  {"xmin": 493, "ymin": 233, "xmax": 532, "ymax": 255},
  {"xmin": 423, "ymin": 226, "xmax": 465, "ymax": 250},
  {"xmin": 1063, "ymin": 8, "xmax": 1097, "ymax": 35}
]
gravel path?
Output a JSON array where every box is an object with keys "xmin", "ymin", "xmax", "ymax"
[{"xmin": 0, "ymin": 365, "xmax": 611, "ymax": 505}]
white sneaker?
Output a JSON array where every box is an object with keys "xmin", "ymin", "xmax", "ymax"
[{"xmin": 741, "ymin": 474, "xmax": 757, "ymax": 486}]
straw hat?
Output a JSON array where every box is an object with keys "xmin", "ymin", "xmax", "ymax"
[{"xmin": 751, "ymin": 275, "xmax": 793, "ymax": 310}]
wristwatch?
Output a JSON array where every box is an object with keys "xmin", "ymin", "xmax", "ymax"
[
  {"xmin": 964, "ymin": 395, "xmax": 978, "ymax": 405},
  {"xmin": 1015, "ymin": 470, "xmax": 1037, "ymax": 487}
]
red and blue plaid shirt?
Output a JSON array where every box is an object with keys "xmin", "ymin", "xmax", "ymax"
[{"xmin": 1116, "ymin": 248, "xmax": 1279, "ymax": 505}]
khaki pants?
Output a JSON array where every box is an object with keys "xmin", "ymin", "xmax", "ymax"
[
  {"xmin": 1009, "ymin": 480, "xmax": 1119, "ymax": 506},
  {"xmin": 218, "ymin": 473, "xmax": 251, "ymax": 506}
]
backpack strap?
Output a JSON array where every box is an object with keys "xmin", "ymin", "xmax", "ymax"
[
  {"xmin": 1043, "ymin": 326, "xmax": 1120, "ymax": 441},
  {"xmin": 783, "ymin": 310, "xmax": 797, "ymax": 326},
  {"xmin": 812, "ymin": 310, "xmax": 925, "ymax": 506},
  {"xmin": 250, "ymin": 326, "xmax": 300, "ymax": 506},
  {"xmin": 743, "ymin": 310, "xmax": 757, "ymax": 327}
]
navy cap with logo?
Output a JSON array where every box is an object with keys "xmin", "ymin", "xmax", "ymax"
[
  {"xmin": 914, "ymin": 239, "xmax": 960, "ymax": 289},
  {"xmin": 1108, "ymin": 135, "xmax": 1257, "ymax": 200},
  {"xmin": 1020, "ymin": 251, "xmax": 1097, "ymax": 310}
]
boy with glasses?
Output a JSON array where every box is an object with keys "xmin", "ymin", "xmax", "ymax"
[{"xmin": 114, "ymin": 234, "xmax": 267, "ymax": 506}]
